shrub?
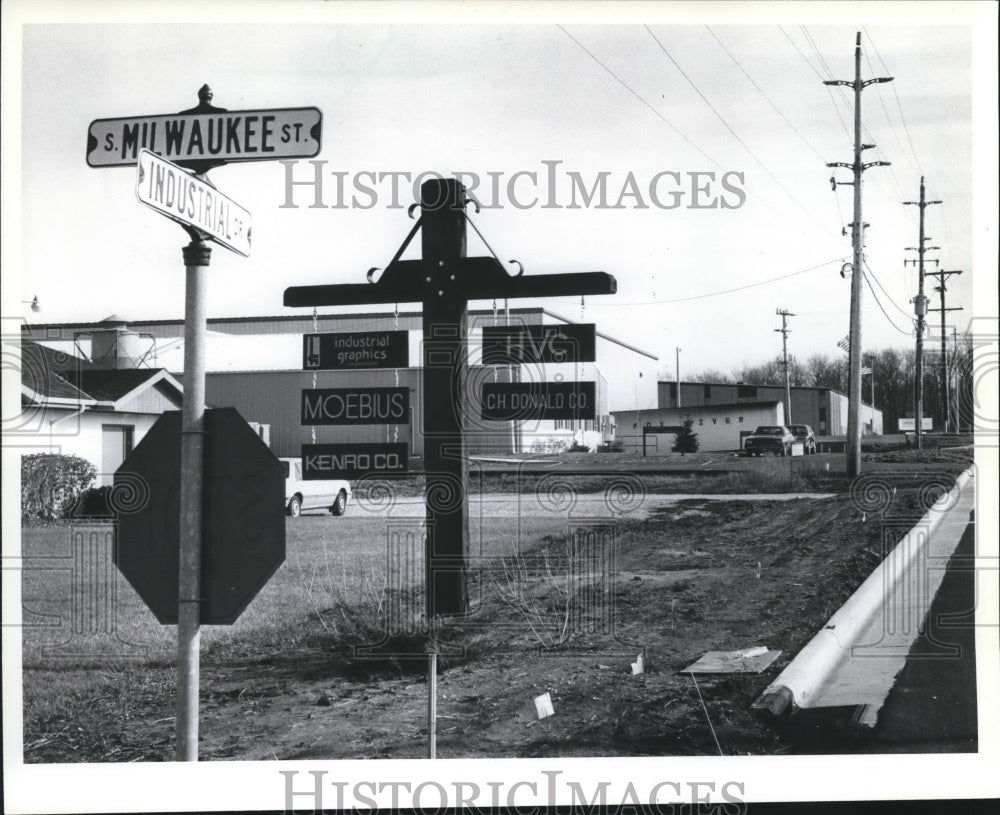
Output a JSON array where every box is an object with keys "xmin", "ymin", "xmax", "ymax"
[
  {"xmin": 567, "ymin": 442, "xmax": 590, "ymax": 453},
  {"xmin": 671, "ymin": 416, "xmax": 700, "ymax": 455},
  {"xmin": 21, "ymin": 453, "xmax": 96, "ymax": 522}
]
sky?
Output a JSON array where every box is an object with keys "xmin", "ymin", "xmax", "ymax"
[{"xmin": 3, "ymin": 1, "xmax": 997, "ymax": 384}]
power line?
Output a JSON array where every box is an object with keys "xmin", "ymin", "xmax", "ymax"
[
  {"xmin": 863, "ymin": 260, "xmax": 911, "ymax": 318},
  {"xmin": 781, "ymin": 26, "xmax": 851, "ymax": 140},
  {"xmin": 705, "ymin": 26, "xmax": 828, "ymax": 165},
  {"xmin": 862, "ymin": 268, "xmax": 913, "ymax": 336},
  {"xmin": 556, "ymin": 25, "xmax": 721, "ymax": 168},
  {"xmin": 863, "ymin": 25, "xmax": 924, "ymax": 175},
  {"xmin": 646, "ymin": 26, "xmax": 833, "ymax": 238},
  {"xmin": 567, "ymin": 257, "xmax": 846, "ymax": 306},
  {"xmin": 861, "ymin": 37, "xmax": 921, "ymax": 178}
]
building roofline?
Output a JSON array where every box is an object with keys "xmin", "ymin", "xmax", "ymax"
[
  {"xmin": 23, "ymin": 307, "xmax": 659, "ymax": 361},
  {"xmin": 663, "ymin": 380, "xmax": 847, "ymax": 398},
  {"xmin": 23, "ymin": 307, "xmax": 549, "ymax": 334},
  {"xmin": 612, "ymin": 400, "xmax": 783, "ymax": 414}
]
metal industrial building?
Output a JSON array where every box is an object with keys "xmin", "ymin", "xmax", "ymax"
[
  {"xmin": 23, "ymin": 309, "xmax": 659, "ymax": 460},
  {"xmin": 611, "ymin": 380, "xmax": 884, "ymax": 454},
  {"xmin": 659, "ymin": 380, "xmax": 883, "ymax": 437}
]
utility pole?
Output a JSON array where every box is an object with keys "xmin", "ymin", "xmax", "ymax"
[
  {"xmin": 927, "ymin": 269, "xmax": 963, "ymax": 432},
  {"xmin": 904, "ymin": 177, "xmax": 942, "ymax": 447},
  {"xmin": 676, "ymin": 347, "xmax": 682, "ymax": 408},
  {"xmin": 825, "ymin": 32, "xmax": 893, "ymax": 477},
  {"xmin": 775, "ymin": 309, "xmax": 794, "ymax": 425},
  {"xmin": 952, "ymin": 326, "xmax": 961, "ymax": 434}
]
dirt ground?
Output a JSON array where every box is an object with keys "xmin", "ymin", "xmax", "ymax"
[{"xmin": 22, "ymin": 453, "xmax": 972, "ymax": 762}]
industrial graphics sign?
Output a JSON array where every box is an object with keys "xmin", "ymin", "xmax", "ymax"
[
  {"xmin": 481, "ymin": 381, "xmax": 596, "ymax": 421},
  {"xmin": 301, "ymin": 443, "xmax": 408, "ymax": 479},
  {"xmin": 301, "ymin": 387, "xmax": 409, "ymax": 425},
  {"xmin": 303, "ymin": 331, "xmax": 409, "ymax": 370}
]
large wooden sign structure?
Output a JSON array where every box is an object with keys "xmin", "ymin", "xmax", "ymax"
[{"xmin": 285, "ymin": 178, "xmax": 616, "ymax": 618}]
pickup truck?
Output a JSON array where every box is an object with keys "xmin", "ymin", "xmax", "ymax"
[
  {"xmin": 281, "ymin": 457, "xmax": 351, "ymax": 517},
  {"xmin": 743, "ymin": 425, "xmax": 795, "ymax": 457}
]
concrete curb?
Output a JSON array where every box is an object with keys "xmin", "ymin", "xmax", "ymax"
[{"xmin": 753, "ymin": 466, "xmax": 975, "ymax": 717}]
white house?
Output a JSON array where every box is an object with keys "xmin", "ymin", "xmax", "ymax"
[{"xmin": 19, "ymin": 339, "xmax": 184, "ymax": 485}]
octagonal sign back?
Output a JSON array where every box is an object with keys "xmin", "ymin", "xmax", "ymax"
[{"xmin": 113, "ymin": 407, "xmax": 286, "ymax": 624}]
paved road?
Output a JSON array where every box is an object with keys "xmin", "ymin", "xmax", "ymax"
[{"xmin": 868, "ymin": 512, "xmax": 978, "ymax": 751}]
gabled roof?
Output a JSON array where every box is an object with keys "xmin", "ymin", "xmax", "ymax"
[
  {"xmin": 20, "ymin": 340, "xmax": 183, "ymax": 410},
  {"xmin": 19, "ymin": 342, "xmax": 96, "ymax": 405}
]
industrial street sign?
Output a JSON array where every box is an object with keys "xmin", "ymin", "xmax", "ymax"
[
  {"xmin": 301, "ymin": 387, "xmax": 409, "ymax": 425},
  {"xmin": 136, "ymin": 150, "xmax": 252, "ymax": 256},
  {"xmin": 303, "ymin": 330, "xmax": 409, "ymax": 370},
  {"xmin": 481, "ymin": 381, "xmax": 596, "ymax": 422},
  {"xmin": 88, "ymin": 106, "xmax": 322, "ymax": 167},
  {"xmin": 482, "ymin": 323, "xmax": 596, "ymax": 364},
  {"xmin": 302, "ymin": 443, "xmax": 409, "ymax": 479},
  {"xmin": 113, "ymin": 408, "xmax": 285, "ymax": 625}
]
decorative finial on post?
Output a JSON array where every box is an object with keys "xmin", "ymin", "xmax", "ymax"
[{"xmin": 198, "ymin": 84, "xmax": 213, "ymax": 105}]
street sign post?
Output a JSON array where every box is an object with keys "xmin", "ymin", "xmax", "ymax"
[
  {"xmin": 114, "ymin": 408, "xmax": 286, "ymax": 625},
  {"xmin": 88, "ymin": 106, "xmax": 322, "ymax": 167},
  {"xmin": 136, "ymin": 150, "xmax": 252, "ymax": 257},
  {"xmin": 95, "ymin": 85, "xmax": 320, "ymax": 761}
]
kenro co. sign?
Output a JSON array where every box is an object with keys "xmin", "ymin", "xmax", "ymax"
[
  {"xmin": 482, "ymin": 324, "xmax": 596, "ymax": 364},
  {"xmin": 136, "ymin": 150, "xmax": 251, "ymax": 256},
  {"xmin": 88, "ymin": 106, "xmax": 322, "ymax": 167},
  {"xmin": 303, "ymin": 331, "xmax": 409, "ymax": 370},
  {"xmin": 481, "ymin": 381, "xmax": 596, "ymax": 421},
  {"xmin": 302, "ymin": 443, "xmax": 409, "ymax": 479},
  {"xmin": 301, "ymin": 387, "xmax": 409, "ymax": 425}
]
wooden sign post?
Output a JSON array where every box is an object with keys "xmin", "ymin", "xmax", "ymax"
[
  {"xmin": 286, "ymin": 177, "xmax": 616, "ymax": 619},
  {"xmin": 285, "ymin": 178, "xmax": 616, "ymax": 758}
]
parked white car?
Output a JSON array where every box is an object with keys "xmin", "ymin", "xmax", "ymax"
[{"xmin": 280, "ymin": 457, "xmax": 351, "ymax": 517}]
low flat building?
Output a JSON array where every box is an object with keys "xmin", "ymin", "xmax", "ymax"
[
  {"xmin": 658, "ymin": 380, "xmax": 883, "ymax": 437},
  {"xmin": 612, "ymin": 401, "xmax": 784, "ymax": 454}
]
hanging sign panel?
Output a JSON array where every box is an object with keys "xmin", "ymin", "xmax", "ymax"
[
  {"xmin": 89, "ymin": 107, "xmax": 323, "ymax": 167},
  {"xmin": 482, "ymin": 324, "xmax": 596, "ymax": 364},
  {"xmin": 481, "ymin": 381, "xmax": 596, "ymax": 421},
  {"xmin": 301, "ymin": 387, "xmax": 409, "ymax": 425},
  {"xmin": 303, "ymin": 331, "xmax": 409, "ymax": 370},
  {"xmin": 301, "ymin": 443, "xmax": 409, "ymax": 479}
]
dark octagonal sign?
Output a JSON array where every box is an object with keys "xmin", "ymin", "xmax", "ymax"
[{"xmin": 113, "ymin": 407, "xmax": 286, "ymax": 624}]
